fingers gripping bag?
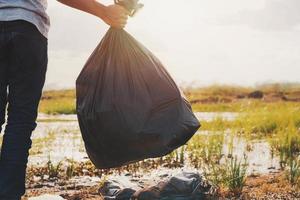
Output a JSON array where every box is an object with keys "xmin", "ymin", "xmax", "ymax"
[{"xmin": 76, "ymin": 0, "xmax": 200, "ymax": 169}]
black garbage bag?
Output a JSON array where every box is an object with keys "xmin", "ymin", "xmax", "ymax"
[
  {"xmin": 99, "ymin": 172, "xmax": 216, "ymax": 200},
  {"xmin": 76, "ymin": 3, "xmax": 200, "ymax": 169},
  {"xmin": 132, "ymin": 172, "xmax": 215, "ymax": 200}
]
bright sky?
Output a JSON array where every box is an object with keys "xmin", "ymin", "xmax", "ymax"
[{"xmin": 46, "ymin": 0, "xmax": 300, "ymax": 89}]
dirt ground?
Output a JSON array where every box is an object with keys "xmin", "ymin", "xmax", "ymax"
[
  {"xmin": 220, "ymin": 172, "xmax": 300, "ymax": 200},
  {"xmin": 23, "ymin": 172, "xmax": 300, "ymax": 200}
]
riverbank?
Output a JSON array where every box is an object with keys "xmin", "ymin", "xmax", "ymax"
[
  {"xmin": 23, "ymin": 162, "xmax": 300, "ymax": 199},
  {"xmin": 17, "ymin": 83, "xmax": 300, "ymax": 199}
]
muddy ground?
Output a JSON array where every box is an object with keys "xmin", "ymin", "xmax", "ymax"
[{"xmin": 22, "ymin": 171, "xmax": 300, "ymax": 200}]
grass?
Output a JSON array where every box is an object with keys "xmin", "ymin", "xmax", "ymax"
[
  {"xmin": 270, "ymin": 125, "xmax": 300, "ymax": 169},
  {"xmin": 47, "ymin": 157, "xmax": 62, "ymax": 178},
  {"xmin": 186, "ymin": 98, "xmax": 299, "ymax": 191},
  {"xmin": 200, "ymin": 117, "xmax": 233, "ymax": 131},
  {"xmin": 39, "ymin": 98, "xmax": 76, "ymax": 115},
  {"xmin": 187, "ymin": 133, "xmax": 224, "ymax": 168},
  {"xmin": 40, "ymin": 83, "xmax": 300, "ymax": 114},
  {"xmin": 30, "ymin": 129, "xmax": 57, "ymax": 156},
  {"xmin": 66, "ymin": 159, "xmax": 76, "ymax": 179},
  {"xmin": 193, "ymin": 99, "xmax": 300, "ymax": 113},
  {"xmin": 199, "ymin": 101, "xmax": 300, "ymax": 139},
  {"xmin": 269, "ymin": 123, "xmax": 300, "ymax": 186},
  {"xmin": 192, "ymin": 102, "xmax": 242, "ymax": 112},
  {"xmin": 225, "ymin": 155, "xmax": 248, "ymax": 195},
  {"xmin": 39, "ymin": 90, "xmax": 76, "ymax": 115},
  {"xmin": 34, "ymin": 84, "xmax": 300, "ymax": 196},
  {"xmin": 185, "ymin": 83, "xmax": 300, "ymax": 100},
  {"xmin": 287, "ymin": 158, "xmax": 300, "ymax": 185},
  {"xmin": 186, "ymin": 132, "xmax": 248, "ymax": 195}
]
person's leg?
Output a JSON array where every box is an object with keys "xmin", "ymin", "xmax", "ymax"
[
  {"xmin": 0, "ymin": 80, "xmax": 8, "ymax": 136},
  {"xmin": 0, "ymin": 21, "xmax": 48, "ymax": 199},
  {"xmin": 0, "ymin": 31, "xmax": 8, "ymax": 135},
  {"xmin": 0, "ymin": 22, "xmax": 9, "ymax": 198}
]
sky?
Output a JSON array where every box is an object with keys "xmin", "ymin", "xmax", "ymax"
[{"xmin": 45, "ymin": 0, "xmax": 300, "ymax": 89}]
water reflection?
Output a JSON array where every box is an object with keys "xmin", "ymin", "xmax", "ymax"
[{"xmin": 28, "ymin": 112, "xmax": 279, "ymax": 175}]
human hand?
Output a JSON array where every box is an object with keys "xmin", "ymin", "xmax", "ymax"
[{"xmin": 101, "ymin": 4, "xmax": 130, "ymax": 29}]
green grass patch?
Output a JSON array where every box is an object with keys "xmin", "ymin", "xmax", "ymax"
[
  {"xmin": 39, "ymin": 90, "xmax": 76, "ymax": 115},
  {"xmin": 192, "ymin": 102, "xmax": 242, "ymax": 112},
  {"xmin": 39, "ymin": 98, "xmax": 76, "ymax": 115},
  {"xmin": 198, "ymin": 101, "xmax": 300, "ymax": 139},
  {"xmin": 200, "ymin": 118, "xmax": 234, "ymax": 131},
  {"xmin": 39, "ymin": 85, "xmax": 300, "ymax": 115},
  {"xmin": 192, "ymin": 100, "xmax": 300, "ymax": 113}
]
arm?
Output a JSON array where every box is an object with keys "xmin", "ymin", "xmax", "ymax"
[{"xmin": 57, "ymin": 0, "xmax": 130, "ymax": 28}]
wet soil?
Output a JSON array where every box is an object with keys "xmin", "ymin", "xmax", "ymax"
[{"xmin": 24, "ymin": 172, "xmax": 300, "ymax": 200}]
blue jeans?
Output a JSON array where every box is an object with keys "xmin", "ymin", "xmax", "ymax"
[{"xmin": 0, "ymin": 20, "xmax": 47, "ymax": 199}]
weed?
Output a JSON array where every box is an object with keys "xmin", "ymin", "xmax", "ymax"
[
  {"xmin": 225, "ymin": 155, "xmax": 248, "ymax": 195},
  {"xmin": 66, "ymin": 159, "xmax": 75, "ymax": 179},
  {"xmin": 286, "ymin": 157, "xmax": 300, "ymax": 185},
  {"xmin": 47, "ymin": 157, "xmax": 62, "ymax": 178},
  {"xmin": 270, "ymin": 125, "xmax": 300, "ymax": 169}
]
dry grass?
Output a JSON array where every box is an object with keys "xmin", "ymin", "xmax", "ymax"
[
  {"xmin": 39, "ymin": 90, "xmax": 76, "ymax": 114},
  {"xmin": 39, "ymin": 83, "xmax": 300, "ymax": 114}
]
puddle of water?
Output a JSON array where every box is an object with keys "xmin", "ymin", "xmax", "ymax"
[
  {"xmin": 26, "ymin": 113, "xmax": 279, "ymax": 175},
  {"xmin": 38, "ymin": 112, "xmax": 238, "ymax": 122},
  {"xmin": 30, "ymin": 112, "xmax": 237, "ymax": 164},
  {"xmin": 192, "ymin": 131, "xmax": 279, "ymax": 175},
  {"xmin": 29, "ymin": 120, "xmax": 87, "ymax": 165},
  {"xmin": 195, "ymin": 112, "xmax": 238, "ymax": 122},
  {"xmin": 37, "ymin": 114, "xmax": 78, "ymax": 121},
  {"xmin": 220, "ymin": 134, "xmax": 279, "ymax": 174}
]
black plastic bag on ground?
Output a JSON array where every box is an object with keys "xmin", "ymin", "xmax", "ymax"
[
  {"xmin": 76, "ymin": 27, "xmax": 200, "ymax": 169},
  {"xmin": 99, "ymin": 172, "xmax": 216, "ymax": 200}
]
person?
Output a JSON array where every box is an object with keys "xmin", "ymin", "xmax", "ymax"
[{"xmin": 0, "ymin": 0, "xmax": 130, "ymax": 199}]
